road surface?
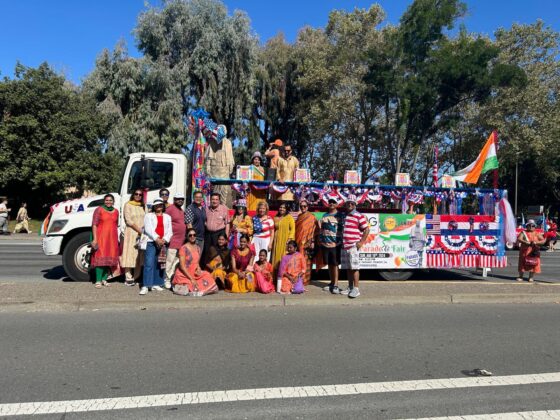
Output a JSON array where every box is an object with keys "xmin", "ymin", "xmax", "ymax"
[{"xmin": 1, "ymin": 305, "xmax": 559, "ymax": 418}]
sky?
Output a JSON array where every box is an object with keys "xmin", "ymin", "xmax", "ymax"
[{"xmin": 1, "ymin": 0, "xmax": 559, "ymax": 85}]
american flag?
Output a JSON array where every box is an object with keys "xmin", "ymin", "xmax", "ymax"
[
  {"xmin": 433, "ymin": 145, "xmax": 439, "ymax": 187},
  {"xmin": 426, "ymin": 214, "xmax": 441, "ymax": 235}
]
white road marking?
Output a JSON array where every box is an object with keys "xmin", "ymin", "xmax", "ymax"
[
  {"xmin": 1, "ymin": 372, "xmax": 560, "ymax": 416},
  {"xmin": 402, "ymin": 410, "xmax": 560, "ymax": 419}
]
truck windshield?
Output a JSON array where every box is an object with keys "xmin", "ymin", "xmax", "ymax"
[{"xmin": 127, "ymin": 161, "xmax": 174, "ymax": 193}]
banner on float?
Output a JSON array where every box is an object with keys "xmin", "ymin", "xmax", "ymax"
[{"xmin": 359, "ymin": 214, "xmax": 426, "ymax": 269}]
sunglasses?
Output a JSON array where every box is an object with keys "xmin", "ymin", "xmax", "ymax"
[
  {"xmin": 133, "ymin": 193, "xmax": 142, "ymax": 196},
  {"xmin": 174, "ymin": 198, "xmax": 184, "ymax": 201},
  {"xmin": 300, "ymin": 205, "xmax": 308, "ymax": 208},
  {"xmin": 188, "ymin": 234, "xmax": 196, "ymax": 237}
]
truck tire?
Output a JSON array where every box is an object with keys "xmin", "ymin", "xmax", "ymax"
[
  {"xmin": 379, "ymin": 270, "xmax": 413, "ymax": 281},
  {"xmin": 62, "ymin": 231, "xmax": 93, "ymax": 282}
]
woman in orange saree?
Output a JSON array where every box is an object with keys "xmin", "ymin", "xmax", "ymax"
[{"xmin": 294, "ymin": 200, "xmax": 319, "ymax": 285}]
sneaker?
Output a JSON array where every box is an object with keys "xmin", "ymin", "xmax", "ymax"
[
  {"xmin": 152, "ymin": 286, "xmax": 164, "ymax": 291},
  {"xmin": 348, "ymin": 287, "xmax": 360, "ymax": 298},
  {"xmin": 139, "ymin": 287, "xmax": 148, "ymax": 295},
  {"xmin": 124, "ymin": 280, "xmax": 136, "ymax": 287},
  {"xmin": 340, "ymin": 288, "xmax": 351, "ymax": 296},
  {"xmin": 331, "ymin": 286, "xmax": 341, "ymax": 295},
  {"xmin": 164, "ymin": 280, "xmax": 171, "ymax": 290},
  {"xmin": 322, "ymin": 284, "xmax": 334, "ymax": 292}
]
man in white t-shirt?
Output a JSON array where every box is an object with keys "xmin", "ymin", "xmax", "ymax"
[
  {"xmin": 0, "ymin": 198, "xmax": 11, "ymax": 235},
  {"xmin": 340, "ymin": 195, "xmax": 369, "ymax": 298}
]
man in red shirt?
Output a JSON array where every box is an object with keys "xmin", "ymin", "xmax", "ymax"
[
  {"xmin": 164, "ymin": 192, "xmax": 187, "ymax": 289},
  {"xmin": 341, "ymin": 195, "xmax": 369, "ymax": 298}
]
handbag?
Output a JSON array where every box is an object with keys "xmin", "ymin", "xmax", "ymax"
[{"xmin": 291, "ymin": 275, "xmax": 305, "ymax": 294}]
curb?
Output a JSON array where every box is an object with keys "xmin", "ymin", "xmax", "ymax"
[{"xmin": 1, "ymin": 293, "xmax": 560, "ymax": 313}]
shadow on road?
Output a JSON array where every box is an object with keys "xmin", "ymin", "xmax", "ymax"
[{"xmin": 42, "ymin": 266, "xmax": 74, "ymax": 282}]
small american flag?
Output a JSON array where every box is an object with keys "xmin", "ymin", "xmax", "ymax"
[{"xmin": 426, "ymin": 214, "xmax": 441, "ymax": 235}]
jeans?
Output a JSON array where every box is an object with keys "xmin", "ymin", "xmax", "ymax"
[
  {"xmin": 143, "ymin": 242, "xmax": 164, "ymax": 288},
  {"xmin": 0, "ymin": 216, "xmax": 7, "ymax": 233}
]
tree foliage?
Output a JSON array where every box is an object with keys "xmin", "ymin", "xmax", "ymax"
[{"xmin": 0, "ymin": 63, "xmax": 117, "ymax": 213}]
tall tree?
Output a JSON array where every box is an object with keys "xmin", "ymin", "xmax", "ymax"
[{"xmin": 0, "ymin": 63, "xmax": 115, "ymax": 213}]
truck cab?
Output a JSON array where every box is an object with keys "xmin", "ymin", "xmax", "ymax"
[{"xmin": 42, "ymin": 153, "xmax": 188, "ymax": 281}]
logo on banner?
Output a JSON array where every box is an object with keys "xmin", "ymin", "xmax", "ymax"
[
  {"xmin": 405, "ymin": 250, "xmax": 420, "ymax": 267},
  {"xmin": 384, "ymin": 216, "xmax": 397, "ymax": 231}
]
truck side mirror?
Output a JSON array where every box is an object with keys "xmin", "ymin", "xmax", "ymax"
[{"xmin": 141, "ymin": 159, "xmax": 155, "ymax": 188}]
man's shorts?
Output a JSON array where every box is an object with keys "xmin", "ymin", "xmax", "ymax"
[
  {"xmin": 322, "ymin": 246, "xmax": 341, "ymax": 266},
  {"xmin": 341, "ymin": 245, "xmax": 361, "ymax": 270}
]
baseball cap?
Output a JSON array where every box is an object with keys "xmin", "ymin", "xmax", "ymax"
[{"xmin": 173, "ymin": 192, "xmax": 185, "ymax": 199}]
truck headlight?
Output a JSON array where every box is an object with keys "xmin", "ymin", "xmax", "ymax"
[{"xmin": 48, "ymin": 220, "xmax": 68, "ymax": 233}]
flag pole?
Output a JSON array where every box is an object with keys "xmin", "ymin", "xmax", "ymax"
[{"xmin": 492, "ymin": 130, "xmax": 499, "ymax": 189}]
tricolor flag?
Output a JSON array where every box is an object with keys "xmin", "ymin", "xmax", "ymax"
[{"xmin": 452, "ymin": 131, "xmax": 499, "ymax": 184}]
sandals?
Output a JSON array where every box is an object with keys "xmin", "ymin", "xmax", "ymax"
[
  {"xmin": 94, "ymin": 283, "xmax": 102, "ymax": 289},
  {"xmin": 101, "ymin": 280, "xmax": 111, "ymax": 287}
]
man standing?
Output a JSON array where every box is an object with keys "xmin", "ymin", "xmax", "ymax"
[
  {"xmin": 340, "ymin": 195, "xmax": 369, "ymax": 299},
  {"xmin": 204, "ymin": 193, "xmax": 230, "ymax": 259},
  {"xmin": 205, "ymin": 126, "xmax": 235, "ymax": 207},
  {"xmin": 320, "ymin": 198, "xmax": 344, "ymax": 294},
  {"xmin": 164, "ymin": 192, "xmax": 187, "ymax": 289},
  {"xmin": 276, "ymin": 145, "xmax": 299, "ymax": 202},
  {"xmin": 185, "ymin": 191, "xmax": 206, "ymax": 251},
  {"xmin": 0, "ymin": 198, "xmax": 10, "ymax": 235}
]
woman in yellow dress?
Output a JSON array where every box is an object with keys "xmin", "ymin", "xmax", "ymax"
[
  {"xmin": 247, "ymin": 152, "xmax": 267, "ymax": 211},
  {"xmin": 229, "ymin": 199, "xmax": 253, "ymax": 249},
  {"xmin": 271, "ymin": 202, "xmax": 295, "ymax": 276},
  {"xmin": 225, "ymin": 234, "xmax": 256, "ymax": 293}
]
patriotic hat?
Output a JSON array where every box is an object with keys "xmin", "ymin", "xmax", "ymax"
[
  {"xmin": 235, "ymin": 199, "xmax": 248, "ymax": 208},
  {"xmin": 346, "ymin": 194, "xmax": 358, "ymax": 204}
]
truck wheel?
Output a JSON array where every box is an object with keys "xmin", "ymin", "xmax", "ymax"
[
  {"xmin": 63, "ymin": 232, "xmax": 93, "ymax": 282},
  {"xmin": 379, "ymin": 270, "xmax": 413, "ymax": 281}
]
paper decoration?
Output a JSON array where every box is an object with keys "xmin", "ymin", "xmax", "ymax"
[
  {"xmin": 236, "ymin": 165, "xmax": 252, "ymax": 181},
  {"xmin": 441, "ymin": 175, "xmax": 456, "ymax": 188},
  {"xmin": 344, "ymin": 170, "xmax": 360, "ymax": 184},
  {"xmin": 294, "ymin": 168, "xmax": 311, "ymax": 183},
  {"xmin": 395, "ymin": 173, "xmax": 410, "ymax": 187}
]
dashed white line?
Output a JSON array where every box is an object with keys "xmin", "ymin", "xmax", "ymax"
[{"xmin": 1, "ymin": 372, "xmax": 560, "ymax": 416}]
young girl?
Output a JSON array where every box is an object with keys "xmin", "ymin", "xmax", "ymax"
[{"xmin": 253, "ymin": 249, "xmax": 275, "ymax": 294}]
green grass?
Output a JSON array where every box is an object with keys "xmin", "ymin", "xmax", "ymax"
[{"xmin": 7, "ymin": 219, "xmax": 44, "ymax": 235}]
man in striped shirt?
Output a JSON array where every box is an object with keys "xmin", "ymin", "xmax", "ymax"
[{"xmin": 341, "ymin": 195, "xmax": 369, "ymax": 298}]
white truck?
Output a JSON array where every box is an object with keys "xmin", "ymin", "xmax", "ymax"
[
  {"xmin": 42, "ymin": 153, "xmax": 188, "ymax": 281},
  {"xmin": 43, "ymin": 151, "xmax": 508, "ymax": 282}
]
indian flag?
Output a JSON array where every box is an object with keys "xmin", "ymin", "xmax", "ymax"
[{"xmin": 452, "ymin": 131, "xmax": 499, "ymax": 184}]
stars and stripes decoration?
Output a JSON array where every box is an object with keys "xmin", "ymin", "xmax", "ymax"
[{"xmin": 433, "ymin": 146, "xmax": 439, "ymax": 187}]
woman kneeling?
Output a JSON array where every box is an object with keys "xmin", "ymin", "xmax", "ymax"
[
  {"xmin": 173, "ymin": 228, "xmax": 218, "ymax": 296},
  {"xmin": 277, "ymin": 240, "xmax": 306, "ymax": 294},
  {"xmin": 226, "ymin": 234, "xmax": 256, "ymax": 293}
]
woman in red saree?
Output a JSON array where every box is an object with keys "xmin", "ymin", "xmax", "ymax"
[
  {"xmin": 173, "ymin": 228, "xmax": 218, "ymax": 296},
  {"xmin": 253, "ymin": 249, "xmax": 275, "ymax": 293},
  {"xmin": 517, "ymin": 219, "xmax": 545, "ymax": 282},
  {"xmin": 295, "ymin": 200, "xmax": 319, "ymax": 285},
  {"xmin": 90, "ymin": 194, "xmax": 120, "ymax": 288},
  {"xmin": 277, "ymin": 240, "xmax": 306, "ymax": 294}
]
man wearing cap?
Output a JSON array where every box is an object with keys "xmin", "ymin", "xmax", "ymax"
[
  {"xmin": 185, "ymin": 191, "xmax": 206, "ymax": 251},
  {"xmin": 340, "ymin": 195, "xmax": 369, "ymax": 298},
  {"xmin": 320, "ymin": 198, "xmax": 345, "ymax": 294},
  {"xmin": 164, "ymin": 192, "xmax": 187, "ymax": 289},
  {"xmin": 265, "ymin": 139, "xmax": 283, "ymax": 169}
]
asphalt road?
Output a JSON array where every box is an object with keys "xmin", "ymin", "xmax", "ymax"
[
  {"xmin": 1, "ymin": 241, "xmax": 559, "ymax": 283},
  {"xmin": 1, "ymin": 305, "xmax": 559, "ymax": 419}
]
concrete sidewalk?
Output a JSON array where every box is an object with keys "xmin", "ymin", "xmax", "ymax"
[{"xmin": 1, "ymin": 280, "xmax": 559, "ymax": 313}]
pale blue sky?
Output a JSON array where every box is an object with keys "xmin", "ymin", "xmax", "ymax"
[{"xmin": 1, "ymin": 1, "xmax": 558, "ymax": 84}]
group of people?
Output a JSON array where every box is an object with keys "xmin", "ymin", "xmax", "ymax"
[
  {"xmin": 89, "ymin": 186, "xmax": 370, "ymax": 299},
  {"xmin": 0, "ymin": 199, "xmax": 31, "ymax": 235}
]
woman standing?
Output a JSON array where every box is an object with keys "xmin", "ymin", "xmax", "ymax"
[
  {"xmin": 247, "ymin": 152, "xmax": 267, "ymax": 211},
  {"xmin": 271, "ymin": 202, "xmax": 295, "ymax": 275},
  {"xmin": 205, "ymin": 233, "xmax": 231, "ymax": 289},
  {"xmin": 120, "ymin": 189, "xmax": 146, "ymax": 286},
  {"xmin": 229, "ymin": 199, "xmax": 253, "ymax": 249},
  {"xmin": 226, "ymin": 234, "xmax": 256, "ymax": 293},
  {"xmin": 295, "ymin": 200, "xmax": 319, "ymax": 285},
  {"xmin": 174, "ymin": 228, "xmax": 218, "ymax": 296},
  {"xmin": 277, "ymin": 240, "xmax": 306, "ymax": 294},
  {"xmin": 517, "ymin": 219, "xmax": 545, "ymax": 282},
  {"xmin": 251, "ymin": 201, "xmax": 275, "ymax": 257},
  {"xmin": 90, "ymin": 194, "xmax": 120, "ymax": 288},
  {"xmin": 140, "ymin": 198, "xmax": 172, "ymax": 295}
]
